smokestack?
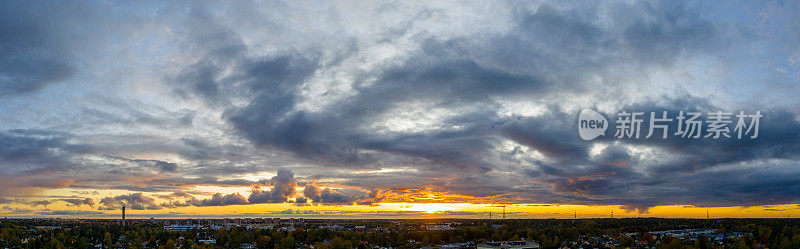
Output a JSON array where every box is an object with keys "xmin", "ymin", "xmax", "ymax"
[{"xmin": 122, "ymin": 206, "xmax": 126, "ymax": 225}]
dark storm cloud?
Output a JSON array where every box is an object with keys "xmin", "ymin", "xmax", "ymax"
[
  {"xmin": 99, "ymin": 193, "xmax": 162, "ymax": 210},
  {"xmin": 0, "ymin": 130, "xmax": 77, "ymax": 194},
  {"xmin": 500, "ymin": 106, "xmax": 588, "ymax": 163},
  {"xmin": 148, "ymin": 176, "xmax": 255, "ymax": 187},
  {"xmin": 171, "ymin": 2, "xmax": 316, "ymax": 107},
  {"xmin": 2, "ymin": 206, "xmax": 33, "ymax": 215},
  {"xmin": 606, "ymin": 100, "xmax": 800, "ymax": 173},
  {"xmin": 108, "ymin": 156, "xmax": 179, "ymax": 172},
  {"xmin": 170, "ymin": 2, "xmax": 246, "ymax": 104},
  {"xmin": 191, "ymin": 192, "xmax": 248, "ymax": 206},
  {"xmin": 248, "ymin": 169, "xmax": 298, "ymax": 203},
  {"xmin": 61, "ymin": 198, "xmax": 95, "ymax": 208},
  {"xmin": 160, "ymin": 201, "xmax": 191, "ymax": 209},
  {"xmin": 161, "ymin": 169, "xmax": 309, "ymax": 206},
  {"xmin": 0, "ymin": 2, "xmax": 75, "ymax": 96},
  {"xmin": 2, "ymin": 0, "xmax": 799, "ymax": 215},
  {"xmin": 37, "ymin": 210, "xmax": 104, "ymax": 216},
  {"xmin": 0, "ymin": 130, "xmax": 68, "ymax": 164},
  {"xmin": 272, "ymin": 209, "xmax": 321, "ymax": 215},
  {"xmin": 0, "ymin": 113, "xmax": 209, "ymax": 194},
  {"xmin": 303, "ymin": 184, "xmax": 354, "ymax": 205},
  {"xmin": 0, "ymin": 1, "xmax": 139, "ymax": 97},
  {"xmin": 156, "ymin": 191, "xmax": 194, "ymax": 200},
  {"xmin": 0, "ymin": 130, "xmax": 203, "ymax": 197},
  {"xmin": 510, "ymin": 99, "xmax": 800, "ymax": 211},
  {"xmin": 65, "ymin": 176, "xmax": 257, "ymax": 195},
  {"xmin": 217, "ymin": 1, "xmax": 730, "ymax": 173},
  {"xmin": 182, "ymin": 169, "xmax": 373, "ymax": 206},
  {"xmin": 632, "ymin": 163, "xmax": 800, "ymax": 208},
  {"xmin": 28, "ymin": 200, "xmax": 52, "ymax": 207},
  {"xmin": 224, "ymin": 55, "xmax": 359, "ymax": 164},
  {"xmin": 247, "ymin": 189, "xmax": 283, "ymax": 204},
  {"xmin": 356, "ymin": 189, "xmax": 391, "ymax": 206}
]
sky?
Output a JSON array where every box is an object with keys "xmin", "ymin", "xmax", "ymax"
[{"xmin": 1, "ymin": 0, "xmax": 800, "ymax": 219}]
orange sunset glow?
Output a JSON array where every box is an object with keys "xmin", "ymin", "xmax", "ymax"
[{"xmin": 2, "ymin": 0, "xmax": 800, "ymax": 223}]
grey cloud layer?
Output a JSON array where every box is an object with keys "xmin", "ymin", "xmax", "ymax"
[
  {"xmin": 1, "ymin": 0, "xmax": 799, "ymax": 213},
  {"xmin": 93, "ymin": 169, "xmax": 374, "ymax": 209}
]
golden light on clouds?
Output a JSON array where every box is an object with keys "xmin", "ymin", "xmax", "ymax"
[{"xmin": 6, "ymin": 184, "xmax": 800, "ymax": 219}]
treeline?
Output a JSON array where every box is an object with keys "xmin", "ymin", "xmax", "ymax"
[{"xmin": 1, "ymin": 218, "xmax": 800, "ymax": 248}]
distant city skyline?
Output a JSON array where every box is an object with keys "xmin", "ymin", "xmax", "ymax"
[{"xmin": 1, "ymin": 1, "xmax": 800, "ymax": 219}]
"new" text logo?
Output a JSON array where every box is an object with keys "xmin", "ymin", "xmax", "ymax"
[{"xmin": 578, "ymin": 109, "xmax": 608, "ymax": 141}]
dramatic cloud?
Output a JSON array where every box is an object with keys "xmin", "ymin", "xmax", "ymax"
[
  {"xmin": 1, "ymin": 1, "xmax": 799, "ymax": 216},
  {"xmin": 184, "ymin": 169, "xmax": 370, "ymax": 206},
  {"xmin": 157, "ymin": 191, "xmax": 194, "ymax": 200},
  {"xmin": 28, "ymin": 200, "xmax": 52, "ymax": 208},
  {"xmin": 272, "ymin": 209, "xmax": 321, "ymax": 215},
  {"xmin": 100, "ymin": 193, "xmax": 162, "ymax": 210},
  {"xmin": 192, "ymin": 193, "xmax": 248, "ymax": 206},
  {"xmin": 0, "ymin": 2, "xmax": 75, "ymax": 96},
  {"xmin": 2, "ymin": 206, "xmax": 33, "ymax": 215},
  {"xmin": 108, "ymin": 156, "xmax": 179, "ymax": 172},
  {"xmin": 248, "ymin": 169, "xmax": 299, "ymax": 203},
  {"xmin": 61, "ymin": 198, "xmax": 95, "ymax": 208},
  {"xmin": 37, "ymin": 210, "xmax": 104, "ymax": 216},
  {"xmin": 303, "ymin": 184, "xmax": 354, "ymax": 205},
  {"xmin": 0, "ymin": 130, "xmax": 76, "ymax": 195}
]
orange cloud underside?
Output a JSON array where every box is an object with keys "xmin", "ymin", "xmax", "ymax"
[{"xmin": 1, "ymin": 187, "xmax": 798, "ymax": 219}]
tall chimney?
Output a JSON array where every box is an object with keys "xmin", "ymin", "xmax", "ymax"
[{"xmin": 122, "ymin": 206, "xmax": 126, "ymax": 225}]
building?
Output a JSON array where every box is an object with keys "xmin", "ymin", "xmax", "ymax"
[
  {"xmin": 164, "ymin": 225, "xmax": 202, "ymax": 231},
  {"xmin": 477, "ymin": 241, "xmax": 539, "ymax": 249},
  {"xmin": 425, "ymin": 224, "xmax": 456, "ymax": 231},
  {"xmin": 198, "ymin": 239, "xmax": 216, "ymax": 244},
  {"xmin": 438, "ymin": 242, "xmax": 475, "ymax": 248}
]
